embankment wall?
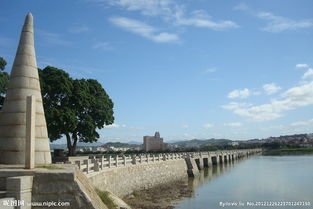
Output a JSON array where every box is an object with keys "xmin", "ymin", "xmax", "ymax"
[
  {"xmin": 88, "ymin": 159, "xmax": 188, "ymax": 197},
  {"xmin": 0, "ymin": 165, "xmax": 108, "ymax": 209}
]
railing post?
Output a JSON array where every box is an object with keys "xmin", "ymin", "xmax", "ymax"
[
  {"xmin": 76, "ymin": 160, "xmax": 81, "ymax": 170},
  {"xmin": 147, "ymin": 154, "xmax": 149, "ymax": 163},
  {"xmin": 123, "ymin": 155, "xmax": 127, "ymax": 166},
  {"xmin": 100, "ymin": 156, "xmax": 104, "ymax": 169},
  {"xmin": 116, "ymin": 155, "xmax": 119, "ymax": 167},
  {"xmin": 140, "ymin": 155, "xmax": 143, "ymax": 163},
  {"xmin": 84, "ymin": 159, "xmax": 89, "ymax": 174},
  {"xmin": 108, "ymin": 156, "xmax": 112, "ymax": 168},
  {"xmin": 132, "ymin": 155, "xmax": 137, "ymax": 165},
  {"xmin": 93, "ymin": 158, "xmax": 99, "ymax": 172}
]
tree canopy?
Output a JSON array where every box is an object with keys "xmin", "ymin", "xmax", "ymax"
[
  {"xmin": 0, "ymin": 59, "xmax": 114, "ymax": 156},
  {"xmin": 0, "ymin": 57, "xmax": 9, "ymax": 109},
  {"xmin": 39, "ymin": 66, "xmax": 114, "ymax": 155}
]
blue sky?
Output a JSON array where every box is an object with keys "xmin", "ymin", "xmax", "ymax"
[{"xmin": 1, "ymin": 0, "xmax": 313, "ymax": 143}]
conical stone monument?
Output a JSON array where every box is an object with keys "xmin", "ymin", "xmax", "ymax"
[{"xmin": 0, "ymin": 13, "xmax": 52, "ymax": 164}]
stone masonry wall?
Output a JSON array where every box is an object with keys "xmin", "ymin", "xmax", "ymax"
[
  {"xmin": 88, "ymin": 159, "xmax": 188, "ymax": 197},
  {"xmin": 31, "ymin": 168, "xmax": 107, "ymax": 209},
  {"xmin": 0, "ymin": 165, "xmax": 108, "ymax": 209}
]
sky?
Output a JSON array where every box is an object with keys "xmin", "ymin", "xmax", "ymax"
[{"xmin": 1, "ymin": 0, "xmax": 313, "ymax": 143}]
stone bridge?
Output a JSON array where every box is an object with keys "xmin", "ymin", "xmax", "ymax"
[
  {"xmin": 63, "ymin": 149, "xmax": 261, "ymax": 198},
  {"xmin": 69, "ymin": 149, "xmax": 262, "ymax": 177}
]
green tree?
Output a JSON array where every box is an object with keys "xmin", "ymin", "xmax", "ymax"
[
  {"xmin": 39, "ymin": 66, "xmax": 114, "ymax": 156},
  {"xmin": 0, "ymin": 57, "xmax": 7, "ymax": 71},
  {"xmin": 0, "ymin": 57, "xmax": 9, "ymax": 109}
]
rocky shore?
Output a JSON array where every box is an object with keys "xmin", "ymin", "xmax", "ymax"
[{"xmin": 123, "ymin": 179, "xmax": 193, "ymax": 209}]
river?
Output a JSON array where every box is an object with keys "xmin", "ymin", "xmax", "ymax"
[{"xmin": 174, "ymin": 155, "xmax": 313, "ymax": 209}]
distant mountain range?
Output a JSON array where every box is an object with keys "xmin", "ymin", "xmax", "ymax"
[
  {"xmin": 171, "ymin": 138, "xmax": 232, "ymax": 147},
  {"xmin": 50, "ymin": 141, "xmax": 104, "ymax": 149},
  {"xmin": 50, "ymin": 138, "xmax": 231, "ymax": 149},
  {"xmin": 50, "ymin": 133, "xmax": 313, "ymax": 150},
  {"xmin": 50, "ymin": 141, "xmax": 141, "ymax": 150}
]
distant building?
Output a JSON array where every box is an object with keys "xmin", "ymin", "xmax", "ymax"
[
  {"xmin": 143, "ymin": 132, "xmax": 166, "ymax": 152},
  {"xmin": 108, "ymin": 146, "xmax": 130, "ymax": 152},
  {"xmin": 229, "ymin": 141, "xmax": 239, "ymax": 146}
]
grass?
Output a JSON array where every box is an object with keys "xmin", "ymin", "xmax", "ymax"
[
  {"xmin": 35, "ymin": 164, "xmax": 64, "ymax": 170},
  {"xmin": 132, "ymin": 191, "xmax": 140, "ymax": 197},
  {"xmin": 96, "ymin": 189, "xmax": 117, "ymax": 209},
  {"xmin": 263, "ymin": 147, "xmax": 313, "ymax": 155}
]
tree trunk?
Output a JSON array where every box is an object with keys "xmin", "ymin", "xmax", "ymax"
[
  {"xmin": 71, "ymin": 132, "xmax": 78, "ymax": 156},
  {"xmin": 66, "ymin": 132, "xmax": 78, "ymax": 156}
]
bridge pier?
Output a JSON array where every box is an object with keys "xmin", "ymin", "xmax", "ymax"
[
  {"xmin": 203, "ymin": 155, "xmax": 212, "ymax": 168},
  {"xmin": 228, "ymin": 154, "xmax": 232, "ymax": 163},
  {"xmin": 211, "ymin": 155, "xmax": 219, "ymax": 165},
  {"xmin": 219, "ymin": 154, "xmax": 224, "ymax": 164},
  {"xmin": 185, "ymin": 157, "xmax": 200, "ymax": 177},
  {"xmin": 223, "ymin": 154, "xmax": 228, "ymax": 163},
  {"xmin": 195, "ymin": 157, "xmax": 204, "ymax": 170}
]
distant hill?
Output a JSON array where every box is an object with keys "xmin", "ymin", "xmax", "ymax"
[
  {"xmin": 171, "ymin": 138, "xmax": 232, "ymax": 148},
  {"xmin": 50, "ymin": 141, "xmax": 104, "ymax": 150},
  {"xmin": 127, "ymin": 141, "xmax": 142, "ymax": 145},
  {"xmin": 50, "ymin": 133, "xmax": 313, "ymax": 151},
  {"xmin": 103, "ymin": 142, "xmax": 139, "ymax": 148}
]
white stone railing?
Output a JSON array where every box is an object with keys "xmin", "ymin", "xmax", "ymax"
[
  {"xmin": 70, "ymin": 149, "xmax": 262, "ymax": 174},
  {"xmin": 72, "ymin": 153, "xmax": 187, "ymax": 174}
]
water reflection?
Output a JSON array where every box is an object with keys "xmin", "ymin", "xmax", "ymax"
[
  {"xmin": 187, "ymin": 158, "xmax": 239, "ymax": 196},
  {"xmin": 175, "ymin": 155, "xmax": 313, "ymax": 209}
]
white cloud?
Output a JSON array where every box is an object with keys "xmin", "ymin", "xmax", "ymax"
[
  {"xmin": 175, "ymin": 9, "xmax": 239, "ymax": 30},
  {"xmin": 233, "ymin": 3, "xmax": 249, "ymax": 11},
  {"xmin": 234, "ymin": 3, "xmax": 313, "ymax": 33},
  {"xmin": 203, "ymin": 123, "xmax": 214, "ymax": 129},
  {"xmin": 296, "ymin": 63, "xmax": 309, "ymax": 69},
  {"xmin": 257, "ymin": 12, "xmax": 313, "ymax": 32},
  {"xmin": 68, "ymin": 25, "xmax": 89, "ymax": 33},
  {"xmin": 152, "ymin": 32, "xmax": 179, "ymax": 42},
  {"xmin": 109, "ymin": 16, "xmax": 179, "ymax": 43},
  {"xmin": 223, "ymin": 81, "xmax": 313, "ymax": 121},
  {"xmin": 302, "ymin": 68, "xmax": 313, "ymax": 80},
  {"xmin": 104, "ymin": 124, "xmax": 126, "ymax": 128},
  {"xmin": 290, "ymin": 119, "xmax": 313, "ymax": 127},
  {"xmin": 228, "ymin": 88, "xmax": 250, "ymax": 99},
  {"xmin": 106, "ymin": 0, "xmax": 174, "ymax": 17},
  {"xmin": 223, "ymin": 102, "xmax": 281, "ymax": 121},
  {"xmin": 263, "ymin": 83, "xmax": 281, "ymax": 95},
  {"xmin": 224, "ymin": 122, "xmax": 242, "ymax": 127},
  {"xmin": 102, "ymin": 0, "xmax": 238, "ymax": 32}
]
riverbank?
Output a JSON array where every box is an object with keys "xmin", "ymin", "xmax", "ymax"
[
  {"xmin": 262, "ymin": 147, "xmax": 313, "ymax": 155},
  {"xmin": 123, "ymin": 179, "xmax": 193, "ymax": 209}
]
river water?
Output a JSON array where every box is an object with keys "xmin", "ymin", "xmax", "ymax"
[{"xmin": 174, "ymin": 155, "xmax": 313, "ymax": 209}]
